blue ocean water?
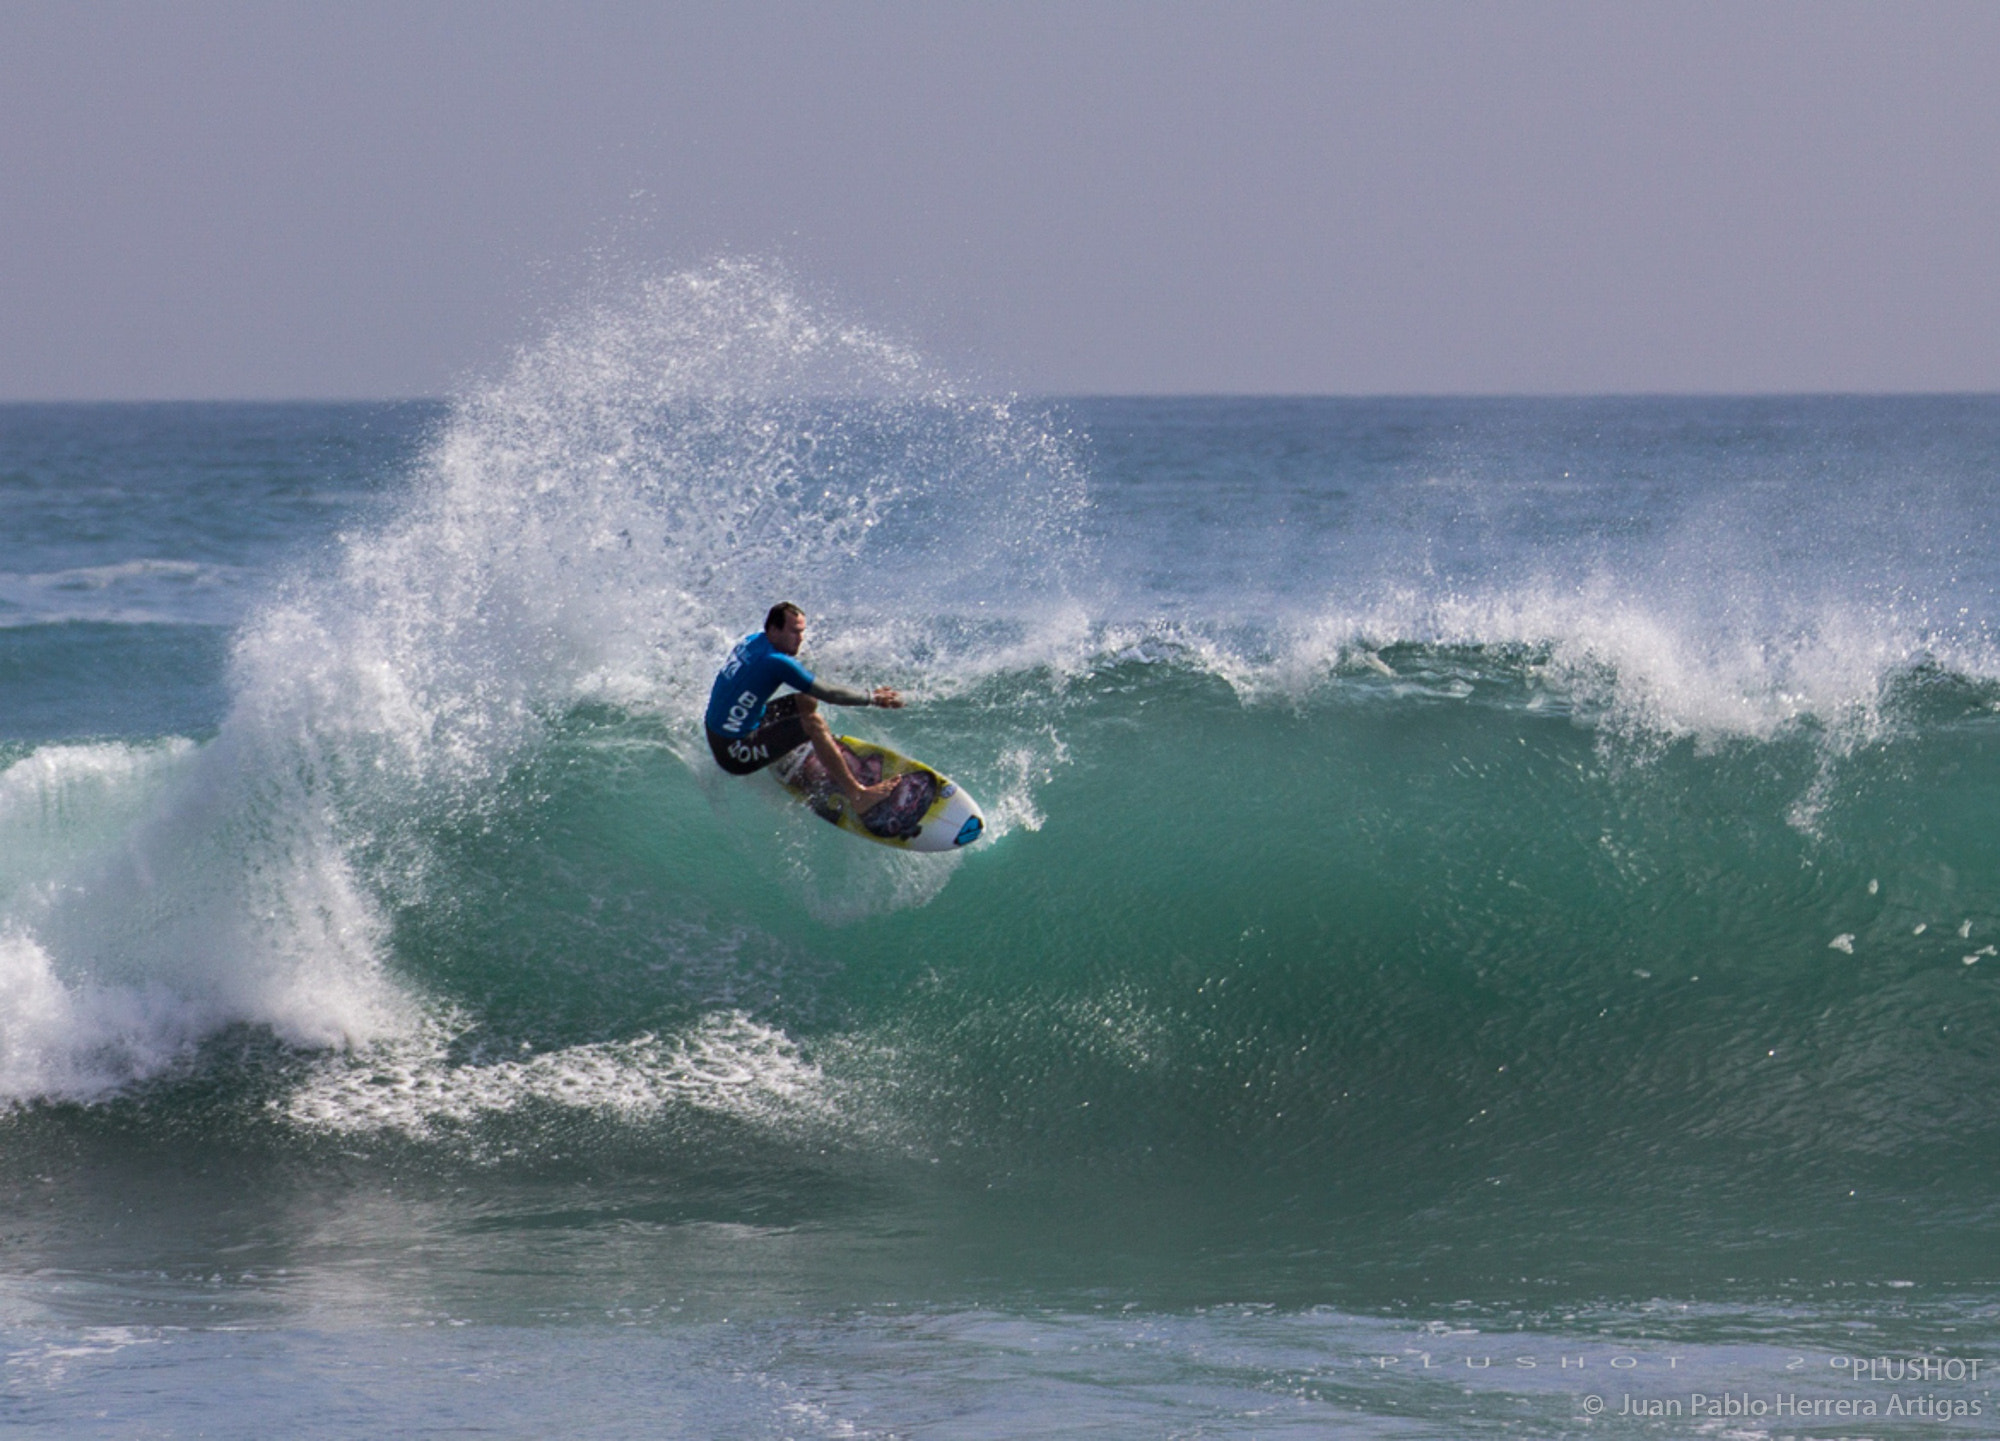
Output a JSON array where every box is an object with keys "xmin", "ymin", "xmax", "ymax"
[{"xmin": 5, "ymin": 265, "xmax": 2000, "ymax": 1436}]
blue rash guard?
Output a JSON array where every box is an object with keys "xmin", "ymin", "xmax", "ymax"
[{"xmin": 704, "ymin": 631, "xmax": 816, "ymax": 740}]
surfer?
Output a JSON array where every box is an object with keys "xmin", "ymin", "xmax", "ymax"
[{"xmin": 704, "ymin": 602, "xmax": 904, "ymax": 813}]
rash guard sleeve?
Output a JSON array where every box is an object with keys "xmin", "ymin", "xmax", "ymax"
[
  {"xmin": 771, "ymin": 653, "xmax": 815, "ymax": 692},
  {"xmin": 807, "ymin": 680, "xmax": 874, "ymax": 707}
]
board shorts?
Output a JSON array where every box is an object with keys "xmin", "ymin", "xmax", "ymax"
[{"xmin": 706, "ymin": 693, "xmax": 811, "ymax": 776}]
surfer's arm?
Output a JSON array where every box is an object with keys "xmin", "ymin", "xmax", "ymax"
[{"xmin": 806, "ymin": 680, "xmax": 900, "ymax": 708}]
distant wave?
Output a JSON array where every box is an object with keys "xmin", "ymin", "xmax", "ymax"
[{"xmin": 0, "ymin": 559, "xmax": 258, "ymax": 627}]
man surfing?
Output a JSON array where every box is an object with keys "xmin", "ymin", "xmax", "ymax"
[{"xmin": 704, "ymin": 602, "xmax": 903, "ymax": 814}]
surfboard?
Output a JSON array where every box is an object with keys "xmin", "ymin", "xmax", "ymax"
[{"xmin": 770, "ymin": 736, "xmax": 985, "ymax": 851}]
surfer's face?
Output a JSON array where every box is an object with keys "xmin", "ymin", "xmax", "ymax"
[{"xmin": 769, "ymin": 610, "xmax": 806, "ymax": 655}]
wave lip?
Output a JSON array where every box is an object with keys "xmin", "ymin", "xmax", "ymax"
[{"xmin": 1022, "ymin": 585, "xmax": 2000, "ymax": 760}]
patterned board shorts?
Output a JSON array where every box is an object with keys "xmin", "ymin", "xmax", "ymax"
[{"xmin": 705, "ymin": 693, "xmax": 811, "ymax": 775}]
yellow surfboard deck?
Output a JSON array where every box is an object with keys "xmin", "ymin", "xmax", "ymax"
[{"xmin": 770, "ymin": 737, "xmax": 985, "ymax": 851}]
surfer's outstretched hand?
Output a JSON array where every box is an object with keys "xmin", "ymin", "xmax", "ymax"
[{"xmin": 873, "ymin": 687, "xmax": 904, "ymax": 709}]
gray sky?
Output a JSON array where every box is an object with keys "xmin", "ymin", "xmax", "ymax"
[{"xmin": 4, "ymin": 1, "xmax": 1998, "ymax": 398}]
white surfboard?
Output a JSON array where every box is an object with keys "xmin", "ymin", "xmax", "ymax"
[{"xmin": 770, "ymin": 736, "xmax": 985, "ymax": 851}]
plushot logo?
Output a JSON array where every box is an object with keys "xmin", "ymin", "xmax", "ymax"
[{"xmin": 1835, "ymin": 1354, "xmax": 1983, "ymax": 1383}]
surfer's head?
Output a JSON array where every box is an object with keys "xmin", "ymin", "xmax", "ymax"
[{"xmin": 765, "ymin": 601, "xmax": 806, "ymax": 655}]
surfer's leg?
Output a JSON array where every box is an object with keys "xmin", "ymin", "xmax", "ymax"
[{"xmin": 797, "ymin": 698, "xmax": 897, "ymax": 812}]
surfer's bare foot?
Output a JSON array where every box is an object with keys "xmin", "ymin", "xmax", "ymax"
[{"xmin": 850, "ymin": 777, "xmax": 898, "ymax": 814}]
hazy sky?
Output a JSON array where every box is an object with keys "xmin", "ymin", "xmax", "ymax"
[{"xmin": 4, "ymin": 1, "xmax": 1998, "ymax": 398}]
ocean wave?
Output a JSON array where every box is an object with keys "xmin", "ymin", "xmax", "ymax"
[{"xmin": 7, "ymin": 265, "xmax": 1997, "ymax": 1159}]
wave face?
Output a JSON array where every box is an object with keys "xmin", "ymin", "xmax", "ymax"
[{"xmin": 5, "ymin": 272, "xmax": 2000, "ymax": 1319}]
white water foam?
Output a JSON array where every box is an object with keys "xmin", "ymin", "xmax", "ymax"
[
  {"xmin": 280, "ymin": 1009, "xmax": 832, "ymax": 1139},
  {"xmin": 1340, "ymin": 581, "xmax": 1989, "ymax": 747},
  {"xmin": 0, "ymin": 736, "xmax": 412, "ymax": 1104},
  {"xmin": 0, "ymin": 738, "xmax": 406, "ymax": 1104}
]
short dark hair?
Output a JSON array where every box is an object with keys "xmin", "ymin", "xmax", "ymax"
[{"xmin": 764, "ymin": 601, "xmax": 804, "ymax": 633}]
